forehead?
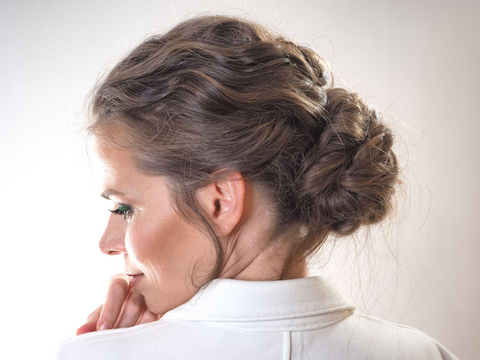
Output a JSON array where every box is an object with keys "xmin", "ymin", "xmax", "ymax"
[
  {"xmin": 93, "ymin": 139, "xmax": 168, "ymax": 201},
  {"xmin": 94, "ymin": 140, "xmax": 134, "ymax": 170},
  {"xmin": 93, "ymin": 139, "xmax": 145, "ymax": 190}
]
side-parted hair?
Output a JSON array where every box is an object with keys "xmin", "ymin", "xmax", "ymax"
[{"xmin": 88, "ymin": 14, "xmax": 400, "ymax": 286}]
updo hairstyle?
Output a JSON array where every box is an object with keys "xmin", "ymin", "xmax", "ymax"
[{"xmin": 88, "ymin": 14, "xmax": 400, "ymax": 285}]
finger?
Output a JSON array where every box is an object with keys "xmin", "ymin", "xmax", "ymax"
[
  {"xmin": 97, "ymin": 277, "xmax": 130, "ymax": 331},
  {"xmin": 76, "ymin": 303, "xmax": 103, "ymax": 336},
  {"xmin": 114, "ymin": 289, "xmax": 147, "ymax": 328},
  {"xmin": 137, "ymin": 309, "xmax": 161, "ymax": 325},
  {"xmin": 76, "ymin": 322, "xmax": 97, "ymax": 336}
]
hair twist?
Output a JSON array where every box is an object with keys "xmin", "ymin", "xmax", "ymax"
[{"xmin": 299, "ymin": 87, "xmax": 398, "ymax": 237}]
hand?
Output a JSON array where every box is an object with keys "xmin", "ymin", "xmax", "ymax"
[{"xmin": 76, "ymin": 273, "xmax": 161, "ymax": 336}]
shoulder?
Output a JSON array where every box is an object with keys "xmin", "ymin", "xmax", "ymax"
[
  {"xmin": 55, "ymin": 319, "xmax": 190, "ymax": 360},
  {"xmin": 55, "ymin": 318, "xmax": 278, "ymax": 360},
  {"xmin": 337, "ymin": 313, "xmax": 459, "ymax": 360}
]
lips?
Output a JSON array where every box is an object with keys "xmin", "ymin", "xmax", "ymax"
[{"xmin": 125, "ymin": 273, "xmax": 144, "ymax": 288}]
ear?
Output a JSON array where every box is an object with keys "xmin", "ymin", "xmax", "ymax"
[{"xmin": 195, "ymin": 171, "xmax": 245, "ymax": 237}]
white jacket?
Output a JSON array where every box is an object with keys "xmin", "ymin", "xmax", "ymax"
[{"xmin": 56, "ymin": 274, "xmax": 458, "ymax": 359}]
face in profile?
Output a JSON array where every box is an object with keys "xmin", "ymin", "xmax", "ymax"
[{"xmin": 94, "ymin": 139, "xmax": 217, "ymax": 315}]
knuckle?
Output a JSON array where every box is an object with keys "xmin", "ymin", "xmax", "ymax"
[{"xmin": 108, "ymin": 278, "xmax": 128, "ymax": 296}]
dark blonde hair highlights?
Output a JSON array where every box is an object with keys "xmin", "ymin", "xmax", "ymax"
[{"xmin": 88, "ymin": 14, "xmax": 400, "ymax": 287}]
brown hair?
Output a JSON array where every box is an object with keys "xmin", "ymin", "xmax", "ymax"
[{"xmin": 88, "ymin": 14, "xmax": 400, "ymax": 287}]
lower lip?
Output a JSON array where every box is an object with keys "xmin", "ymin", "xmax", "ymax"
[{"xmin": 130, "ymin": 274, "xmax": 144, "ymax": 288}]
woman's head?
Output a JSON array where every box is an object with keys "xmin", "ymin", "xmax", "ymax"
[{"xmin": 89, "ymin": 14, "xmax": 399, "ymax": 314}]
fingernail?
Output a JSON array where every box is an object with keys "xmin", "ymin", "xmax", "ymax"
[{"xmin": 98, "ymin": 322, "xmax": 111, "ymax": 331}]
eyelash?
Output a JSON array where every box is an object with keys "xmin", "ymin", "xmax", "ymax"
[{"xmin": 109, "ymin": 204, "xmax": 133, "ymax": 220}]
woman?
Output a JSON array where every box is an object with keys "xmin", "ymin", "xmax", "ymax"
[{"xmin": 56, "ymin": 14, "xmax": 458, "ymax": 359}]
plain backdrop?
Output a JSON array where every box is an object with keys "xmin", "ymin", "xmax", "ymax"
[{"xmin": 1, "ymin": 0, "xmax": 478, "ymax": 359}]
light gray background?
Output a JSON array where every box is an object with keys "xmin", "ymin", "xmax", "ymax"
[{"xmin": 1, "ymin": 0, "xmax": 478, "ymax": 359}]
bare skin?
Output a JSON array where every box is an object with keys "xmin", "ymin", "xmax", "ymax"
[
  {"xmin": 77, "ymin": 258, "xmax": 307, "ymax": 335},
  {"xmin": 77, "ymin": 142, "xmax": 308, "ymax": 335}
]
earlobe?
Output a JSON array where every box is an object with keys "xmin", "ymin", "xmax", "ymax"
[{"xmin": 196, "ymin": 171, "xmax": 245, "ymax": 237}]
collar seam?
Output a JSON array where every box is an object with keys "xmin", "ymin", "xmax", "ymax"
[{"xmin": 163, "ymin": 304, "xmax": 356, "ymax": 322}]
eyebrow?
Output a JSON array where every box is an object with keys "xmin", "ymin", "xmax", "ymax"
[{"xmin": 100, "ymin": 189, "xmax": 126, "ymax": 200}]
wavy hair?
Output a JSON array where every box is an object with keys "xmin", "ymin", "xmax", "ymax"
[{"xmin": 88, "ymin": 14, "xmax": 400, "ymax": 286}]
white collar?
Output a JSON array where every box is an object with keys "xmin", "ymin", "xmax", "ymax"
[{"xmin": 162, "ymin": 274, "xmax": 356, "ymax": 331}]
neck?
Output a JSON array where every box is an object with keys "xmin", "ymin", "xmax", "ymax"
[
  {"xmin": 218, "ymin": 181, "xmax": 308, "ymax": 281},
  {"xmin": 283, "ymin": 257, "xmax": 309, "ymax": 279},
  {"xmin": 218, "ymin": 234, "xmax": 309, "ymax": 281}
]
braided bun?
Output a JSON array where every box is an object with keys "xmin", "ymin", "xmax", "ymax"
[{"xmin": 299, "ymin": 87, "xmax": 399, "ymax": 237}]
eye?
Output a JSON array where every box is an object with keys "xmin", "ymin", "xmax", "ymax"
[{"xmin": 109, "ymin": 204, "xmax": 132, "ymax": 220}]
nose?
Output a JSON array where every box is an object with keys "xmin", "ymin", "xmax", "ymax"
[{"xmin": 99, "ymin": 213, "xmax": 127, "ymax": 255}]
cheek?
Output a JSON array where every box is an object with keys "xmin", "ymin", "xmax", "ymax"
[{"xmin": 126, "ymin": 212, "xmax": 216, "ymax": 279}]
